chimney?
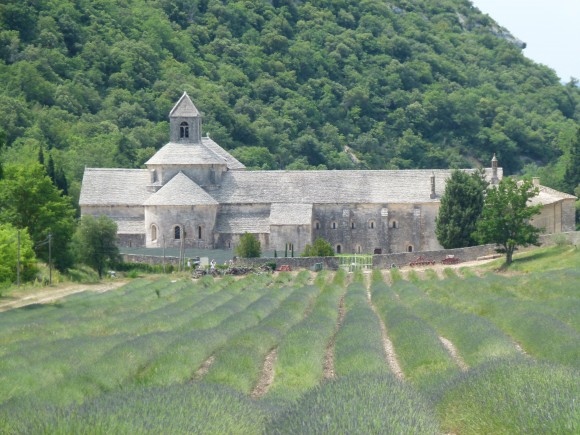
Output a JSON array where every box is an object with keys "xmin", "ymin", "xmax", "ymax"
[
  {"xmin": 430, "ymin": 172, "xmax": 436, "ymax": 199},
  {"xmin": 491, "ymin": 154, "xmax": 499, "ymax": 185},
  {"xmin": 532, "ymin": 177, "xmax": 540, "ymax": 187}
]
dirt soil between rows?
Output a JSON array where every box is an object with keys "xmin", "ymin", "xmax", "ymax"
[
  {"xmin": 0, "ymin": 258, "xmax": 498, "ymax": 313},
  {"xmin": 0, "ymin": 280, "xmax": 128, "ymax": 312}
]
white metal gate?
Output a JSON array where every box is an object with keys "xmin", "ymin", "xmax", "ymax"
[{"xmin": 338, "ymin": 255, "xmax": 373, "ymax": 272}]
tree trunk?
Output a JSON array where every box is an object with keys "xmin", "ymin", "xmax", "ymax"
[{"xmin": 505, "ymin": 249, "xmax": 513, "ymax": 266}]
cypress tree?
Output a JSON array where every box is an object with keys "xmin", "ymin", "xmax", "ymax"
[
  {"xmin": 436, "ymin": 170, "xmax": 488, "ymax": 249},
  {"xmin": 47, "ymin": 154, "xmax": 56, "ymax": 184},
  {"xmin": 38, "ymin": 146, "xmax": 45, "ymax": 166},
  {"xmin": 563, "ymin": 127, "xmax": 580, "ymax": 194},
  {"xmin": 55, "ymin": 166, "xmax": 69, "ymax": 196}
]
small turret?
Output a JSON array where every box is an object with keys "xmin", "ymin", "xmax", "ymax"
[
  {"xmin": 491, "ymin": 154, "xmax": 499, "ymax": 185},
  {"xmin": 430, "ymin": 171, "xmax": 436, "ymax": 199}
]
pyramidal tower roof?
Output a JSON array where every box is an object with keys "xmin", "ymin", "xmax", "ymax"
[
  {"xmin": 170, "ymin": 92, "xmax": 200, "ymax": 117},
  {"xmin": 144, "ymin": 172, "xmax": 218, "ymax": 206}
]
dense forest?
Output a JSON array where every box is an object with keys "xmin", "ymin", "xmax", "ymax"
[{"xmin": 1, "ymin": 0, "xmax": 579, "ymax": 206}]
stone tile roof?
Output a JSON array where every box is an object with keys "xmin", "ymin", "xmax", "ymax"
[
  {"xmin": 79, "ymin": 168, "xmax": 152, "ymax": 206},
  {"xmin": 169, "ymin": 92, "xmax": 200, "ymax": 117},
  {"xmin": 145, "ymin": 142, "xmax": 227, "ymax": 166},
  {"xmin": 144, "ymin": 139, "xmax": 244, "ymax": 170},
  {"xmin": 529, "ymin": 184, "xmax": 577, "ymax": 206},
  {"xmin": 212, "ymin": 168, "xmax": 499, "ymax": 204},
  {"xmin": 202, "ymin": 137, "xmax": 246, "ymax": 170},
  {"xmin": 214, "ymin": 210, "xmax": 271, "ymax": 234},
  {"xmin": 113, "ymin": 217, "xmax": 145, "ymax": 234},
  {"xmin": 144, "ymin": 172, "xmax": 218, "ymax": 206},
  {"xmin": 270, "ymin": 203, "xmax": 312, "ymax": 225}
]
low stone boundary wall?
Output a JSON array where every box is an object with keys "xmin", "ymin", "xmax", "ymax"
[
  {"xmin": 121, "ymin": 231, "xmax": 579, "ymax": 271},
  {"xmin": 121, "ymin": 254, "xmax": 181, "ymax": 266},
  {"xmin": 373, "ymin": 244, "xmax": 498, "ymax": 269}
]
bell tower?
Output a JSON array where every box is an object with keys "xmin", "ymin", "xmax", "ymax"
[{"xmin": 169, "ymin": 92, "xmax": 202, "ymax": 144}]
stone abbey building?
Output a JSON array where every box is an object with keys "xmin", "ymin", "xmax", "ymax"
[{"xmin": 80, "ymin": 93, "xmax": 576, "ymax": 255}]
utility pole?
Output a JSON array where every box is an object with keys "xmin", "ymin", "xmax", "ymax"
[
  {"xmin": 48, "ymin": 233, "xmax": 52, "ymax": 286},
  {"xmin": 179, "ymin": 228, "xmax": 185, "ymax": 271},
  {"xmin": 16, "ymin": 230, "xmax": 20, "ymax": 287},
  {"xmin": 162, "ymin": 235, "xmax": 166, "ymax": 274}
]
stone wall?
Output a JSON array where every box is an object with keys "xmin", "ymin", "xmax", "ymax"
[
  {"xmin": 241, "ymin": 231, "xmax": 580, "ymax": 270},
  {"xmin": 310, "ymin": 202, "xmax": 442, "ymax": 256},
  {"xmin": 269, "ymin": 224, "xmax": 311, "ymax": 254},
  {"xmin": 118, "ymin": 234, "xmax": 145, "ymax": 248},
  {"xmin": 561, "ymin": 199, "xmax": 576, "ymax": 232},
  {"xmin": 145, "ymin": 204, "xmax": 217, "ymax": 249},
  {"xmin": 121, "ymin": 253, "xmax": 181, "ymax": 266},
  {"xmin": 121, "ymin": 231, "xmax": 580, "ymax": 270}
]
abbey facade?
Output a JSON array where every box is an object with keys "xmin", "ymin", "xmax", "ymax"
[{"xmin": 79, "ymin": 93, "xmax": 576, "ymax": 255}]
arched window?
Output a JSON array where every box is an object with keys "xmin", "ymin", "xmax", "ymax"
[
  {"xmin": 356, "ymin": 245, "xmax": 362, "ymax": 254},
  {"xmin": 369, "ymin": 220, "xmax": 375, "ymax": 229},
  {"xmin": 351, "ymin": 221, "xmax": 356, "ymax": 229},
  {"xmin": 180, "ymin": 122, "xmax": 189, "ymax": 139},
  {"xmin": 174, "ymin": 226, "xmax": 181, "ymax": 240},
  {"xmin": 407, "ymin": 245, "xmax": 413, "ymax": 253},
  {"xmin": 198, "ymin": 226, "xmax": 202, "ymax": 239},
  {"xmin": 336, "ymin": 244, "xmax": 342, "ymax": 254},
  {"xmin": 151, "ymin": 224, "xmax": 157, "ymax": 241},
  {"xmin": 392, "ymin": 221, "xmax": 398, "ymax": 229},
  {"xmin": 314, "ymin": 220, "xmax": 320, "ymax": 230},
  {"xmin": 332, "ymin": 221, "xmax": 337, "ymax": 229}
]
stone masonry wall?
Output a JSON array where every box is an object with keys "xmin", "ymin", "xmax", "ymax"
[
  {"xmin": 121, "ymin": 231, "xmax": 580, "ymax": 270},
  {"xmin": 240, "ymin": 231, "xmax": 580, "ymax": 269}
]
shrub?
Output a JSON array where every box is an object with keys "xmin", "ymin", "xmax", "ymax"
[
  {"xmin": 67, "ymin": 265, "xmax": 100, "ymax": 283},
  {"xmin": 301, "ymin": 238, "xmax": 334, "ymax": 257},
  {"xmin": 267, "ymin": 282, "xmax": 344, "ymax": 402},
  {"xmin": 334, "ymin": 283, "xmax": 388, "ymax": 377},
  {"xmin": 437, "ymin": 358, "xmax": 580, "ymax": 434},
  {"xmin": 552, "ymin": 233, "xmax": 571, "ymax": 247},
  {"xmin": 269, "ymin": 375, "xmax": 439, "ymax": 434},
  {"xmin": 3, "ymin": 383, "xmax": 268, "ymax": 434},
  {"xmin": 235, "ymin": 232, "xmax": 261, "ymax": 258},
  {"xmin": 204, "ymin": 284, "xmax": 319, "ymax": 394}
]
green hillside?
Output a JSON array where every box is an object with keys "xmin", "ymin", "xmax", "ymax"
[{"xmin": 1, "ymin": 0, "xmax": 579, "ymax": 200}]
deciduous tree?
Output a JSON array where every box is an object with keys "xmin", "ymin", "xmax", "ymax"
[
  {"xmin": 0, "ymin": 224, "xmax": 37, "ymax": 284},
  {"xmin": 0, "ymin": 163, "xmax": 75, "ymax": 270},
  {"xmin": 72, "ymin": 214, "xmax": 119, "ymax": 279},
  {"xmin": 563, "ymin": 127, "xmax": 580, "ymax": 195},
  {"xmin": 473, "ymin": 178, "xmax": 542, "ymax": 266}
]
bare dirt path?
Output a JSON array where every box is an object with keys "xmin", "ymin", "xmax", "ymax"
[
  {"xmin": 512, "ymin": 339, "xmax": 528, "ymax": 356},
  {"xmin": 397, "ymin": 257, "xmax": 498, "ymax": 280},
  {"xmin": 0, "ymin": 280, "xmax": 129, "ymax": 312},
  {"xmin": 251, "ymin": 348, "xmax": 278, "ymax": 398},
  {"xmin": 323, "ymin": 294, "xmax": 346, "ymax": 379},
  {"xmin": 366, "ymin": 285, "xmax": 405, "ymax": 380},
  {"xmin": 193, "ymin": 355, "xmax": 216, "ymax": 381},
  {"xmin": 439, "ymin": 336, "xmax": 468, "ymax": 372}
]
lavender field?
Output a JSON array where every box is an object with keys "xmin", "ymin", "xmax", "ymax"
[{"xmin": 0, "ymin": 246, "xmax": 578, "ymax": 433}]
